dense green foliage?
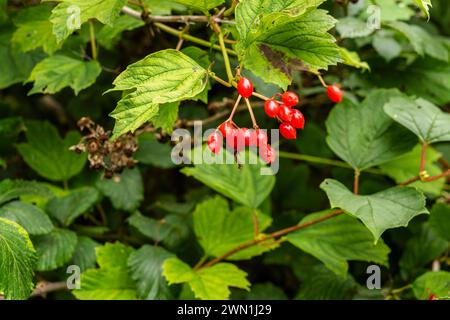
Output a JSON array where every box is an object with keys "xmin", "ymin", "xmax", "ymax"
[{"xmin": 0, "ymin": 0, "xmax": 449, "ymax": 300}]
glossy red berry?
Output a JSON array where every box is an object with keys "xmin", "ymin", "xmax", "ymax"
[
  {"xmin": 327, "ymin": 84, "xmax": 343, "ymax": 103},
  {"xmin": 237, "ymin": 77, "xmax": 254, "ymax": 98},
  {"xmin": 255, "ymin": 129, "xmax": 268, "ymax": 146},
  {"xmin": 264, "ymin": 99, "xmax": 280, "ymax": 118},
  {"xmin": 290, "ymin": 109, "xmax": 305, "ymax": 129},
  {"xmin": 226, "ymin": 128, "xmax": 245, "ymax": 151},
  {"xmin": 241, "ymin": 128, "xmax": 256, "ymax": 146},
  {"xmin": 280, "ymin": 122, "xmax": 296, "ymax": 140},
  {"xmin": 259, "ymin": 144, "xmax": 276, "ymax": 164},
  {"xmin": 281, "ymin": 91, "xmax": 299, "ymax": 107},
  {"xmin": 219, "ymin": 121, "xmax": 235, "ymax": 138},
  {"xmin": 278, "ymin": 104, "xmax": 293, "ymax": 122},
  {"xmin": 207, "ymin": 131, "xmax": 222, "ymax": 154}
]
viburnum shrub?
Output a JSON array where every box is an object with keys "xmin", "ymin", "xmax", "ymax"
[{"xmin": 0, "ymin": 0, "xmax": 449, "ymax": 302}]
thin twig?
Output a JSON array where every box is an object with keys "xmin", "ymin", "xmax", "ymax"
[
  {"xmin": 200, "ymin": 210, "xmax": 344, "ymax": 268},
  {"xmin": 354, "ymin": 169, "xmax": 360, "ymax": 194},
  {"xmin": 244, "ymin": 98, "xmax": 258, "ymax": 129}
]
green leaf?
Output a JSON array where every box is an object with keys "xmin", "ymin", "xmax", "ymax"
[
  {"xmin": 0, "ymin": 201, "xmax": 53, "ymax": 235},
  {"xmin": 46, "ymin": 187, "xmax": 100, "ymax": 226},
  {"xmin": 236, "ymin": 5, "xmax": 341, "ymax": 88},
  {"xmin": 97, "ymin": 15, "xmax": 144, "ymax": 50},
  {"xmin": 399, "ymin": 223, "xmax": 448, "ymax": 280},
  {"xmin": 339, "ymin": 47, "xmax": 370, "ymax": 71},
  {"xmin": 384, "ymin": 95, "xmax": 450, "ymax": 144},
  {"xmin": 44, "ymin": 0, "xmax": 128, "ymax": 42},
  {"xmin": 193, "ymin": 196, "xmax": 275, "ymax": 260},
  {"xmin": 372, "ymin": 31, "xmax": 403, "ymax": 62},
  {"xmin": 162, "ymin": 257, "xmax": 250, "ymax": 300},
  {"xmin": 336, "ymin": 17, "xmax": 374, "ymax": 39},
  {"xmin": 374, "ymin": 0, "xmax": 415, "ymax": 22},
  {"xmin": 397, "ymin": 57, "xmax": 450, "ymax": 105},
  {"xmin": 135, "ymin": 133, "xmax": 176, "ymax": 168},
  {"xmin": 128, "ymin": 245, "xmax": 173, "ymax": 299},
  {"xmin": 386, "ymin": 21, "xmax": 448, "ymax": 62},
  {"xmin": 182, "ymin": 46, "xmax": 211, "ymax": 104},
  {"xmin": 33, "ymin": 228, "xmax": 78, "ymax": 271},
  {"xmin": 142, "ymin": 0, "xmax": 186, "ymax": 15},
  {"xmin": 73, "ymin": 242, "xmax": 138, "ymax": 300},
  {"xmin": 181, "ymin": 151, "xmax": 275, "ymax": 208},
  {"xmin": 233, "ymin": 283, "xmax": 287, "ymax": 300},
  {"xmin": 26, "ymin": 54, "xmax": 102, "ymax": 95},
  {"xmin": 379, "ymin": 145, "xmax": 445, "ymax": 195},
  {"xmin": 0, "ymin": 217, "xmax": 36, "ymax": 300},
  {"xmin": 320, "ymin": 179, "xmax": 429, "ymax": 241},
  {"xmin": 287, "ymin": 211, "xmax": 390, "ymax": 276},
  {"xmin": 108, "ymin": 49, "xmax": 207, "ymax": 138},
  {"xmin": 0, "ymin": 179, "xmax": 53, "ymax": 206},
  {"xmin": 17, "ymin": 121, "xmax": 86, "ymax": 182},
  {"xmin": 413, "ymin": 271, "xmax": 450, "ymax": 300},
  {"xmin": 326, "ymin": 89, "xmax": 416, "ymax": 170},
  {"xmin": 12, "ymin": 5, "xmax": 62, "ymax": 54},
  {"xmin": 96, "ymin": 168, "xmax": 143, "ymax": 212},
  {"xmin": 429, "ymin": 202, "xmax": 450, "ymax": 242},
  {"xmin": 413, "ymin": 0, "xmax": 432, "ymax": 19},
  {"xmin": 295, "ymin": 265, "xmax": 359, "ymax": 300},
  {"xmin": 171, "ymin": 0, "xmax": 224, "ymax": 13},
  {"xmin": 151, "ymin": 102, "xmax": 179, "ymax": 135},
  {"xmin": 0, "ymin": 28, "xmax": 43, "ymax": 89},
  {"xmin": 72, "ymin": 236, "xmax": 99, "ymax": 272},
  {"xmin": 128, "ymin": 211, "xmax": 190, "ymax": 248}
]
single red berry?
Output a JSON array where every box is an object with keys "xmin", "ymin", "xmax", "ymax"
[
  {"xmin": 226, "ymin": 128, "xmax": 245, "ymax": 151},
  {"xmin": 237, "ymin": 77, "xmax": 254, "ymax": 98},
  {"xmin": 428, "ymin": 294, "xmax": 438, "ymax": 300},
  {"xmin": 241, "ymin": 128, "xmax": 256, "ymax": 146},
  {"xmin": 219, "ymin": 121, "xmax": 235, "ymax": 138},
  {"xmin": 290, "ymin": 109, "xmax": 305, "ymax": 129},
  {"xmin": 255, "ymin": 129, "xmax": 268, "ymax": 146},
  {"xmin": 207, "ymin": 131, "xmax": 222, "ymax": 154},
  {"xmin": 281, "ymin": 91, "xmax": 299, "ymax": 107},
  {"xmin": 327, "ymin": 84, "xmax": 343, "ymax": 103},
  {"xmin": 280, "ymin": 122, "xmax": 297, "ymax": 140},
  {"xmin": 264, "ymin": 99, "xmax": 280, "ymax": 118},
  {"xmin": 259, "ymin": 144, "xmax": 276, "ymax": 164},
  {"xmin": 278, "ymin": 104, "xmax": 293, "ymax": 122}
]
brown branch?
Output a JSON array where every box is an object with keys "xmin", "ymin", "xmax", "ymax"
[
  {"xmin": 399, "ymin": 176, "xmax": 421, "ymax": 186},
  {"xmin": 419, "ymin": 142, "xmax": 427, "ymax": 174},
  {"xmin": 200, "ymin": 210, "xmax": 343, "ymax": 268},
  {"xmin": 31, "ymin": 281, "xmax": 68, "ymax": 298},
  {"xmin": 424, "ymin": 169, "xmax": 450, "ymax": 182},
  {"xmin": 353, "ymin": 169, "xmax": 360, "ymax": 194},
  {"xmin": 122, "ymin": 6, "xmax": 235, "ymax": 24}
]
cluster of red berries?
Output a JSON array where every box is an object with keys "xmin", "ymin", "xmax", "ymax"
[
  {"xmin": 263, "ymin": 91, "xmax": 304, "ymax": 140},
  {"xmin": 207, "ymin": 77, "xmax": 275, "ymax": 164},
  {"xmin": 206, "ymin": 77, "xmax": 344, "ymax": 164}
]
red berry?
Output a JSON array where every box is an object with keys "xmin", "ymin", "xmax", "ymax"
[
  {"xmin": 278, "ymin": 104, "xmax": 293, "ymax": 122},
  {"xmin": 207, "ymin": 131, "xmax": 222, "ymax": 154},
  {"xmin": 237, "ymin": 77, "xmax": 254, "ymax": 98},
  {"xmin": 219, "ymin": 121, "xmax": 235, "ymax": 138},
  {"xmin": 280, "ymin": 122, "xmax": 296, "ymax": 140},
  {"xmin": 255, "ymin": 129, "xmax": 268, "ymax": 146},
  {"xmin": 281, "ymin": 91, "xmax": 299, "ymax": 107},
  {"xmin": 327, "ymin": 84, "xmax": 343, "ymax": 103},
  {"xmin": 241, "ymin": 128, "xmax": 256, "ymax": 146},
  {"xmin": 264, "ymin": 99, "xmax": 280, "ymax": 118},
  {"xmin": 290, "ymin": 109, "xmax": 305, "ymax": 129},
  {"xmin": 259, "ymin": 144, "xmax": 276, "ymax": 164},
  {"xmin": 428, "ymin": 294, "xmax": 438, "ymax": 300},
  {"xmin": 226, "ymin": 128, "xmax": 245, "ymax": 151}
]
